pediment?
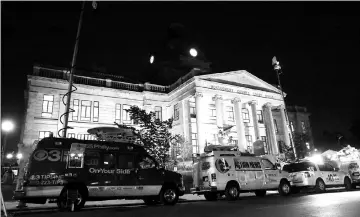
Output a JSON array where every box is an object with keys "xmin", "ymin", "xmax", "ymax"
[{"xmin": 197, "ymin": 70, "xmax": 280, "ymax": 94}]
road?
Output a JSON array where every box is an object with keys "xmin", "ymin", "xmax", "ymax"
[{"xmin": 6, "ymin": 189, "xmax": 360, "ymax": 217}]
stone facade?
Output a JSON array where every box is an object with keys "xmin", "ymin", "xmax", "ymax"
[{"xmin": 20, "ymin": 65, "xmax": 314, "ymax": 159}]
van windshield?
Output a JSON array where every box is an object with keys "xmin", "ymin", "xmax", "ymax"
[{"xmin": 283, "ymin": 162, "xmax": 317, "ymax": 173}]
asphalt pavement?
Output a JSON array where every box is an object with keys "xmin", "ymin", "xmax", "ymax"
[{"xmin": 3, "ymin": 188, "xmax": 360, "ymax": 217}]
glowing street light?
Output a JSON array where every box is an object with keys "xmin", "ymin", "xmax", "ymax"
[
  {"xmin": 150, "ymin": 55, "xmax": 154, "ymax": 64},
  {"xmin": 189, "ymin": 48, "xmax": 198, "ymax": 57},
  {"xmin": 6, "ymin": 153, "xmax": 13, "ymax": 159},
  {"xmin": 2, "ymin": 120, "xmax": 14, "ymax": 132}
]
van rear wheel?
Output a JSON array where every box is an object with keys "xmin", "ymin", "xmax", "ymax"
[
  {"xmin": 57, "ymin": 187, "xmax": 86, "ymax": 211},
  {"xmin": 225, "ymin": 183, "xmax": 239, "ymax": 201}
]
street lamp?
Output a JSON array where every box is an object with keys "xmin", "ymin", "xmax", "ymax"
[
  {"xmin": 6, "ymin": 153, "xmax": 13, "ymax": 159},
  {"xmin": 189, "ymin": 48, "xmax": 198, "ymax": 57},
  {"xmin": 150, "ymin": 55, "xmax": 154, "ymax": 64},
  {"xmin": 272, "ymin": 57, "xmax": 297, "ymax": 159},
  {"xmin": 2, "ymin": 120, "xmax": 15, "ymax": 159}
]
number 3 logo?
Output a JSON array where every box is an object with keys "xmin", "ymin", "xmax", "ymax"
[
  {"xmin": 48, "ymin": 150, "xmax": 61, "ymax": 162},
  {"xmin": 33, "ymin": 150, "xmax": 61, "ymax": 162}
]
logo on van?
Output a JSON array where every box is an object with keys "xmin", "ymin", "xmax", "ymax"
[
  {"xmin": 89, "ymin": 168, "xmax": 131, "ymax": 175},
  {"xmin": 215, "ymin": 158, "xmax": 230, "ymax": 173}
]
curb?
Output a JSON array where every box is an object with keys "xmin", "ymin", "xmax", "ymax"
[{"xmin": 5, "ymin": 197, "xmax": 205, "ymax": 214}]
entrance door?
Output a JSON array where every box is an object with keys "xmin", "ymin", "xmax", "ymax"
[{"xmin": 135, "ymin": 155, "xmax": 164, "ymax": 196}]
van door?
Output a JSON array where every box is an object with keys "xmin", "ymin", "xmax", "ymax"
[
  {"xmin": 135, "ymin": 155, "xmax": 163, "ymax": 196},
  {"xmin": 115, "ymin": 153, "xmax": 138, "ymax": 196},
  {"xmin": 234, "ymin": 158, "xmax": 263, "ymax": 190},
  {"xmin": 261, "ymin": 159, "xmax": 281, "ymax": 190}
]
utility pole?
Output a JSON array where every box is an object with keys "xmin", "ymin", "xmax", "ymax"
[
  {"xmin": 61, "ymin": 1, "xmax": 86, "ymax": 138},
  {"xmin": 272, "ymin": 56, "xmax": 297, "ymax": 159}
]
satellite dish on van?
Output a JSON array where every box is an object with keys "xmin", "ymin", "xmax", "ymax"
[{"xmin": 87, "ymin": 126, "xmax": 138, "ymax": 143}]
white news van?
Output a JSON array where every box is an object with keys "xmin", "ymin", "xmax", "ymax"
[{"xmin": 190, "ymin": 146, "xmax": 292, "ymax": 201}]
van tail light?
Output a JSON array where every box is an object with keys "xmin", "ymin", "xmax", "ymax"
[
  {"xmin": 304, "ymin": 172, "xmax": 311, "ymax": 178},
  {"xmin": 211, "ymin": 173, "xmax": 216, "ymax": 182}
]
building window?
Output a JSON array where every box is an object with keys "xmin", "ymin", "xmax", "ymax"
[
  {"xmin": 68, "ymin": 133, "xmax": 75, "ymax": 138},
  {"xmin": 231, "ymin": 139, "xmax": 238, "ymax": 146},
  {"xmin": 257, "ymin": 110, "xmax": 263, "ymax": 123},
  {"xmin": 39, "ymin": 131, "xmax": 51, "ymax": 139},
  {"xmin": 242, "ymin": 108, "xmax": 250, "ymax": 122},
  {"xmin": 72, "ymin": 99, "xmax": 79, "ymax": 121},
  {"xmin": 115, "ymin": 104, "xmax": 121, "ymax": 124},
  {"xmin": 42, "ymin": 95, "xmax": 54, "ymax": 118},
  {"xmin": 290, "ymin": 121, "xmax": 295, "ymax": 132},
  {"xmin": 189, "ymin": 102, "xmax": 196, "ymax": 116},
  {"xmin": 226, "ymin": 106, "xmax": 234, "ymax": 122},
  {"xmin": 209, "ymin": 104, "xmax": 216, "ymax": 120},
  {"xmin": 274, "ymin": 119, "xmax": 279, "ymax": 133},
  {"xmin": 174, "ymin": 103, "xmax": 180, "ymax": 121},
  {"xmin": 81, "ymin": 100, "xmax": 92, "ymax": 121},
  {"xmin": 155, "ymin": 106, "xmax": 162, "ymax": 121},
  {"xmin": 76, "ymin": 134, "xmax": 95, "ymax": 140},
  {"xmin": 301, "ymin": 121, "xmax": 306, "ymax": 133},
  {"xmin": 245, "ymin": 135, "xmax": 253, "ymax": 152},
  {"xmin": 261, "ymin": 136, "xmax": 268, "ymax": 154},
  {"xmin": 93, "ymin": 101, "xmax": 99, "ymax": 122},
  {"xmin": 191, "ymin": 133, "xmax": 198, "ymax": 154},
  {"xmin": 122, "ymin": 104, "xmax": 131, "ymax": 123}
]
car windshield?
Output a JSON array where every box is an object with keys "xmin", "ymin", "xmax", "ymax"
[{"xmin": 283, "ymin": 162, "xmax": 316, "ymax": 173}]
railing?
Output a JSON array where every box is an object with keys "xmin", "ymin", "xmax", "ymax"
[
  {"xmin": 32, "ymin": 66, "xmax": 168, "ymax": 93},
  {"xmin": 144, "ymin": 83, "xmax": 169, "ymax": 93}
]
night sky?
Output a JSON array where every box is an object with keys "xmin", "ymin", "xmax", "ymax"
[{"xmin": 2, "ymin": 1, "xmax": 360, "ymax": 153}]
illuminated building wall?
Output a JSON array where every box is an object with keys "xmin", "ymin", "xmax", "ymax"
[{"xmin": 21, "ymin": 64, "xmax": 299, "ymax": 157}]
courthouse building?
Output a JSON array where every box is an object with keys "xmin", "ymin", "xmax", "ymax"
[{"xmin": 20, "ymin": 64, "xmax": 313, "ymax": 157}]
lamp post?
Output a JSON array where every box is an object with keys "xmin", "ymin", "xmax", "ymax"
[
  {"xmin": 272, "ymin": 57, "xmax": 297, "ymax": 159},
  {"xmin": 61, "ymin": 1, "xmax": 86, "ymax": 138},
  {"xmin": 1, "ymin": 120, "xmax": 14, "ymax": 217}
]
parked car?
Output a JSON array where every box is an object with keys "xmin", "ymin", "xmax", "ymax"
[{"xmin": 283, "ymin": 160, "xmax": 353, "ymax": 193}]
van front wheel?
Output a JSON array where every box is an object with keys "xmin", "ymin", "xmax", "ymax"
[{"xmin": 160, "ymin": 186, "xmax": 179, "ymax": 205}]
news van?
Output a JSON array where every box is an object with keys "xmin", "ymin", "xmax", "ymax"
[
  {"xmin": 14, "ymin": 137, "xmax": 185, "ymax": 211},
  {"xmin": 190, "ymin": 146, "xmax": 292, "ymax": 201}
]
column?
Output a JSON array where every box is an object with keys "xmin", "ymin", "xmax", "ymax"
[
  {"xmin": 213, "ymin": 94, "xmax": 224, "ymax": 129},
  {"xmin": 280, "ymin": 104, "xmax": 291, "ymax": 148},
  {"xmin": 232, "ymin": 97, "xmax": 247, "ymax": 152},
  {"xmin": 195, "ymin": 92, "xmax": 206, "ymax": 154},
  {"xmin": 263, "ymin": 103, "xmax": 279, "ymax": 155},
  {"xmin": 250, "ymin": 101, "xmax": 260, "ymax": 140}
]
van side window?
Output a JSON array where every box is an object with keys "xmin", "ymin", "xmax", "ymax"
[
  {"xmin": 69, "ymin": 153, "xmax": 84, "ymax": 168},
  {"xmin": 250, "ymin": 162, "xmax": 262, "ymax": 169},
  {"xmin": 118, "ymin": 154, "xmax": 135, "ymax": 169},
  {"xmin": 138, "ymin": 156, "xmax": 156, "ymax": 169},
  {"xmin": 234, "ymin": 159, "xmax": 250, "ymax": 170},
  {"xmin": 261, "ymin": 159, "xmax": 275, "ymax": 170},
  {"xmin": 104, "ymin": 154, "xmax": 116, "ymax": 169},
  {"xmin": 84, "ymin": 152, "xmax": 100, "ymax": 166}
]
